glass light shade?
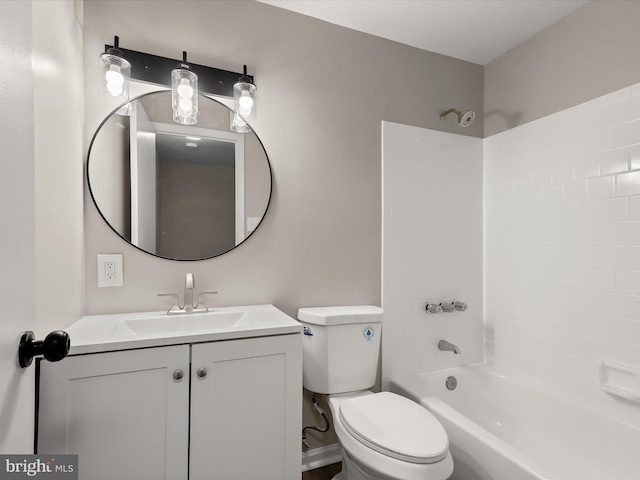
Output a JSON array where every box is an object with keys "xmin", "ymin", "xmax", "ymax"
[
  {"xmin": 233, "ymin": 81, "xmax": 256, "ymax": 120},
  {"xmin": 231, "ymin": 112, "xmax": 251, "ymax": 133},
  {"xmin": 171, "ymin": 68, "xmax": 198, "ymax": 125},
  {"xmin": 100, "ymin": 52, "xmax": 131, "ymax": 102}
]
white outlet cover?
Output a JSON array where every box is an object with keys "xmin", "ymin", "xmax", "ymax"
[{"xmin": 97, "ymin": 254, "xmax": 123, "ymax": 287}]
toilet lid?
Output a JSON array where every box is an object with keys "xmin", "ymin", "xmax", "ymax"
[{"xmin": 339, "ymin": 392, "xmax": 449, "ymax": 464}]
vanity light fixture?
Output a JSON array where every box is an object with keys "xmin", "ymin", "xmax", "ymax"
[
  {"xmin": 100, "ymin": 37, "xmax": 255, "ymax": 129},
  {"xmin": 100, "ymin": 36, "xmax": 131, "ymax": 102},
  {"xmin": 171, "ymin": 51, "xmax": 198, "ymax": 125},
  {"xmin": 231, "ymin": 65, "xmax": 257, "ymax": 133}
]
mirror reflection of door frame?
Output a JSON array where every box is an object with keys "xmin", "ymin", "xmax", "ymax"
[
  {"xmin": 129, "ymin": 119, "xmax": 246, "ymax": 248},
  {"xmin": 129, "ymin": 102, "xmax": 156, "ymax": 252}
]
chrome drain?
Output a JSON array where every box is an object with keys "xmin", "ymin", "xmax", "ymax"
[{"xmin": 446, "ymin": 376, "xmax": 457, "ymax": 390}]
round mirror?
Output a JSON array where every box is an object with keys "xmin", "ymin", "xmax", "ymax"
[{"xmin": 87, "ymin": 91, "xmax": 272, "ymax": 261}]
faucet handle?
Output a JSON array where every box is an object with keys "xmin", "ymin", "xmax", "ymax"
[
  {"xmin": 195, "ymin": 292, "xmax": 218, "ymax": 312},
  {"xmin": 158, "ymin": 293, "xmax": 182, "ymax": 313},
  {"xmin": 426, "ymin": 303, "xmax": 443, "ymax": 314},
  {"xmin": 440, "ymin": 302, "xmax": 455, "ymax": 313},
  {"xmin": 453, "ymin": 301, "xmax": 467, "ymax": 311}
]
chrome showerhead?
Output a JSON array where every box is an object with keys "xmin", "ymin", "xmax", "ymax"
[
  {"xmin": 458, "ymin": 110, "xmax": 475, "ymax": 127},
  {"xmin": 439, "ymin": 108, "xmax": 476, "ymax": 127}
]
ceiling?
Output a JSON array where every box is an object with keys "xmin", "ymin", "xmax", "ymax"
[{"xmin": 257, "ymin": 0, "xmax": 590, "ymax": 65}]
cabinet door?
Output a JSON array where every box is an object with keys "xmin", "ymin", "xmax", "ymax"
[
  {"xmin": 190, "ymin": 334, "xmax": 302, "ymax": 480},
  {"xmin": 38, "ymin": 345, "xmax": 190, "ymax": 480}
]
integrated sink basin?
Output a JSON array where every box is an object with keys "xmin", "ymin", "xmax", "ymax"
[
  {"xmin": 64, "ymin": 304, "xmax": 302, "ymax": 355},
  {"xmin": 116, "ymin": 310, "xmax": 252, "ymax": 336}
]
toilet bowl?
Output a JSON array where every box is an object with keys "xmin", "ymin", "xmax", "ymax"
[
  {"xmin": 328, "ymin": 391, "xmax": 453, "ymax": 480},
  {"xmin": 298, "ymin": 306, "xmax": 453, "ymax": 480}
]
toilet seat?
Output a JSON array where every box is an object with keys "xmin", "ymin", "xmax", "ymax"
[{"xmin": 339, "ymin": 392, "xmax": 449, "ymax": 464}]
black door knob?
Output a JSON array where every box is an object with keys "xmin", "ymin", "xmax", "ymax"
[{"xmin": 18, "ymin": 330, "xmax": 70, "ymax": 368}]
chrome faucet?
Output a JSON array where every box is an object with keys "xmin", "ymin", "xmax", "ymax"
[
  {"xmin": 158, "ymin": 273, "xmax": 217, "ymax": 315},
  {"xmin": 184, "ymin": 273, "xmax": 195, "ymax": 313},
  {"xmin": 438, "ymin": 340, "xmax": 461, "ymax": 354}
]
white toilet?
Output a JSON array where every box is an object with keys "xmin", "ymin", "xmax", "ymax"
[{"xmin": 298, "ymin": 306, "xmax": 454, "ymax": 480}]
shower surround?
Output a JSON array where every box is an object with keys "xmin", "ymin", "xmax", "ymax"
[
  {"xmin": 383, "ymin": 81, "xmax": 640, "ymax": 477},
  {"xmin": 381, "ymin": 122, "xmax": 484, "ymax": 389},
  {"xmin": 485, "ymin": 82, "xmax": 640, "ymax": 430}
]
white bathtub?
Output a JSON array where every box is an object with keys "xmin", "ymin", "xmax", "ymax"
[{"xmin": 390, "ymin": 365, "xmax": 640, "ymax": 480}]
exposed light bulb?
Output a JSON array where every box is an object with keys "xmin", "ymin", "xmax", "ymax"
[
  {"xmin": 177, "ymin": 79, "xmax": 194, "ymax": 99},
  {"xmin": 171, "ymin": 57, "xmax": 198, "ymax": 125},
  {"xmin": 100, "ymin": 37, "xmax": 130, "ymax": 104},
  {"xmin": 106, "ymin": 82, "xmax": 123, "ymax": 96},
  {"xmin": 238, "ymin": 91, "xmax": 253, "ymax": 111},
  {"xmin": 105, "ymin": 65, "xmax": 125, "ymax": 97},
  {"xmin": 179, "ymin": 98, "xmax": 193, "ymax": 113},
  {"xmin": 105, "ymin": 65, "xmax": 124, "ymax": 86},
  {"xmin": 232, "ymin": 66, "xmax": 256, "ymax": 126}
]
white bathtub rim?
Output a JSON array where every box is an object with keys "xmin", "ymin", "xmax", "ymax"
[
  {"xmin": 390, "ymin": 374, "xmax": 553, "ymax": 480},
  {"xmin": 423, "ymin": 396, "xmax": 551, "ymax": 480},
  {"xmin": 390, "ymin": 364, "xmax": 635, "ymax": 480},
  {"xmin": 410, "ymin": 362, "xmax": 640, "ymax": 436}
]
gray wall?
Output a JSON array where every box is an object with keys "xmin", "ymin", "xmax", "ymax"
[
  {"xmin": 13, "ymin": 0, "xmax": 639, "ymax": 458},
  {"xmin": 82, "ymin": 0, "xmax": 483, "ymax": 452},
  {"xmin": 485, "ymin": 0, "xmax": 640, "ymax": 136},
  {"xmin": 33, "ymin": 0, "xmax": 84, "ymax": 338},
  {"xmin": 483, "ymin": 0, "xmax": 640, "ymax": 452},
  {"xmin": 83, "ymin": 0, "xmax": 483, "ymax": 317}
]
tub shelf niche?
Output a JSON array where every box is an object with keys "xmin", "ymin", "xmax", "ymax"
[{"xmin": 600, "ymin": 360, "xmax": 640, "ymax": 403}]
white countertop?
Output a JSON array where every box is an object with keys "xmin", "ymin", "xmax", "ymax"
[{"xmin": 66, "ymin": 304, "xmax": 302, "ymax": 355}]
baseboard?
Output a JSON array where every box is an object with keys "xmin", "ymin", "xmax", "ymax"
[{"xmin": 301, "ymin": 443, "xmax": 341, "ymax": 472}]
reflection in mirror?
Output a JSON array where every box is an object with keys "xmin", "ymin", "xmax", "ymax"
[{"xmin": 88, "ymin": 91, "xmax": 272, "ymax": 261}]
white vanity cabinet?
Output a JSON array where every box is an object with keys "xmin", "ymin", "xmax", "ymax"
[
  {"xmin": 37, "ymin": 344, "xmax": 190, "ymax": 479},
  {"xmin": 37, "ymin": 334, "xmax": 302, "ymax": 480},
  {"xmin": 190, "ymin": 335, "xmax": 301, "ymax": 480}
]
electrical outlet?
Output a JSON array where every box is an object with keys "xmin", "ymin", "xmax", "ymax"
[
  {"xmin": 98, "ymin": 254, "xmax": 123, "ymax": 287},
  {"xmin": 105, "ymin": 261, "xmax": 116, "ymax": 280}
]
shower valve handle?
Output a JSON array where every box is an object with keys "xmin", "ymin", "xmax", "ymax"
[
  {"xmin": 440, "ymin": 302, "xmax": 454, "ymax": 313},
  {"xmin": 426, "ymin": 303, "xmax": 443, "ymax": 314},
  {"xmin": 453, "ymin": 301, "xmax": 467, "ymax": 311}
]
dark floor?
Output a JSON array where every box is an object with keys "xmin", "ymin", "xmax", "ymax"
[{"xmin": 302, "ymin": 462, "xmax": 342, "ymax": 480}]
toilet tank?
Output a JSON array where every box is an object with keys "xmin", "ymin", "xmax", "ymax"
[{"xmin": 297, "ymin": 306, "xmax": 383, "ymax": 394}]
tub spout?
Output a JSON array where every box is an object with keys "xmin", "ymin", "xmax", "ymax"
[{"xmin": 439, "ymin": 340, "xmax": 461, "ymax": 354}]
